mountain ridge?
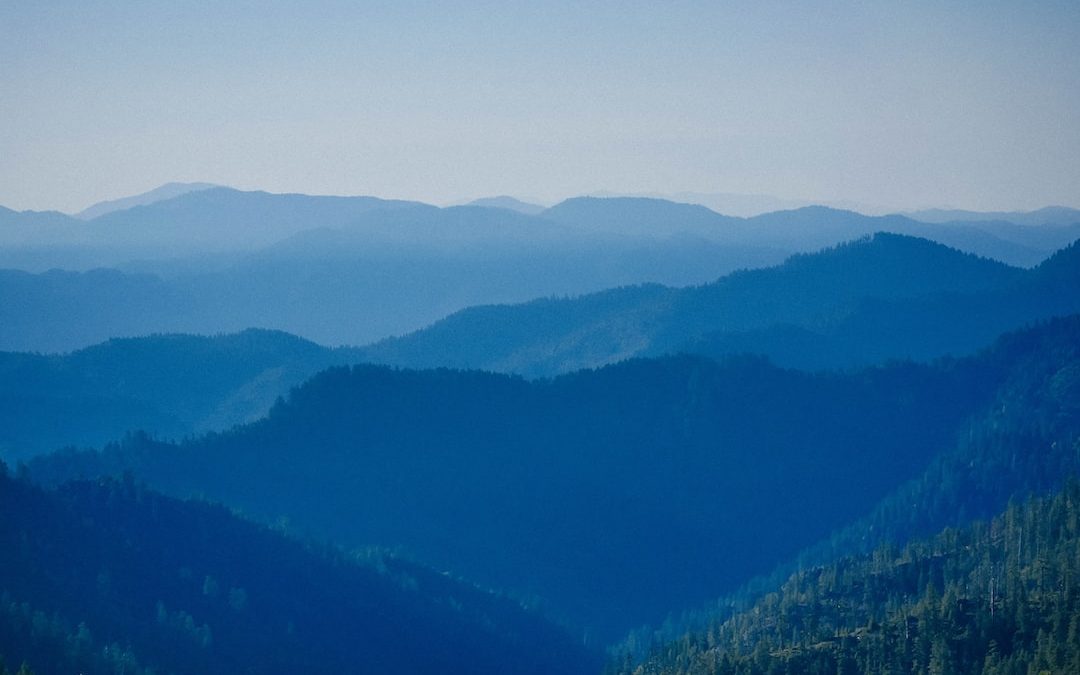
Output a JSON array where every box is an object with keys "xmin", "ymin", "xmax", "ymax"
[
  {"xmin": 74, "ymin": 182, "xmax": 221, "ymax": 220},
  {"xmin": 29, "ymin": 316, "xmax": 1080, "ymax": 640},
  {"xmin": 359, "ymin": 233, "xmax": 1035, "ymax": 376}
]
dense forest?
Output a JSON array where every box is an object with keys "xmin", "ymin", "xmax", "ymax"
[
  {"xmin": 0, "ymin": 466, "xmax": 599, "ymax": 674},
  {"xmin": 27, "ymin": 316, "xmax": 1080, "ymax": 641},
  {"xmin": 616, "ymin": 480, "xmax": 1080, "ymax": 675},
  {"xmin": 620, "ymin": 314, "xmax": 1080, "ymax": 654}
]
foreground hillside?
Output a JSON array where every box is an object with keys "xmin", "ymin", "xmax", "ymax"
[
  {"xmin": 29, "ymin": 317, "xmax": 1080, "ymax": 640},
  {"xmin": 0, "ymin": 469, "xmax": 598, "ymax": 675},
  {"xmin": 618, "ymin": 480, "xmax": 1080, "ymax": 675}
]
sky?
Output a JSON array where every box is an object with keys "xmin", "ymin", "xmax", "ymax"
[{"xmin": 2, "ymin": 0, "xmax": 1079, "ymax": 214}]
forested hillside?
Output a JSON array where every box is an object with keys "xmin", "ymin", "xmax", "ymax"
[
  {"xmin": 614, "ymin": 315, "xmax": 1080, "ymax": 668},
  {"xmin": 617, "ymin": 480, "xmax": 1080, "ymax": 675},
  {"xmin": 29, "ymin": 317, "xmax": 1080, "ymax": 641},
  {"xmin": 682, "ymin": 238, "xmax": 1080, "ymax": 370},
  {"xmin": 0, "ymin": 329, "xmax": 361, "ymax": 460},
  {"xmin": 0, "ymin": 468, "xmax": 598, "ymax": 675},
  {"xmin": 360, "ymin": 233, "xmax": 1044, "ymax": 376},
  {"xmin": 807, "ymin": 312, "xmax": 1080, "ymax": 562}
]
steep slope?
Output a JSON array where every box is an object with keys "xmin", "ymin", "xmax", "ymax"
[
  {"xmin": 0, "ymin": 329, "xmax": 363, "ymax": 461},
  {"xmin": 30, "ymin": 319, "xmax": 1079, "ymax": 640},
  {"xmin": 360, "ymin": 234, "xmax": 1026, "ymax": 376},
  {"xmin": 618, "ymin": 315, "xmax": 1080, "ymax": 658},
  {"xmin": 0, "ymin": 470, "xmax": 598, "ymax": 675},
  {"xmin": 806, "ymin": 313, "xmax": 1080, "ymax": 563},
  {"xmin": 618, "ymin": 480, "xmax": 1080, "ymax": 675}
]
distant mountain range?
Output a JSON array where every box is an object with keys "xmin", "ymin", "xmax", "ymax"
[
  {"xmin": 4, "ymin": 188, "xmax": 1079, "ymax": 352},
  {"xmin": 905, "ymin": 205, "xmax": 1080, "ymax": 227},
  {"xmin": 3, "ymin": 234, "xmax": 1077, "ymax": 460},
  {"xmin": 360, "ymin": 233, "xmax": 1080, "ymax": 376},
  {"xmin": 465, "ymin": 195, "xmax": 547, "ymax": 215},
  {"xmin": 74, "ymin": 182, "xmax": 221, "ymax": 220},
  {"xmin": 2, "ymin": 187, "xmax": 1078, "ymax": 268}
]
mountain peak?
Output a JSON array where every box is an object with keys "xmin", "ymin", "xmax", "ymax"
[
  {"xmin": 76, "ymin": 182, "xmax": 222, "ymax": 220},
  {"xmin": 465, "ymin": 195, "xmax": 546, "ymax": 215}
]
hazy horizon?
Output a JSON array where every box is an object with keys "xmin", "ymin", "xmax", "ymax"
[
  {"xmin": 3, "ymin": 1, "xmax": 1079, "ymax": 214},
  {"xmin": 7, "ymin": 181, "xmax": 1080, "ymax": 220}
]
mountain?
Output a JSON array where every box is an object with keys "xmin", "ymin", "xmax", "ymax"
[
  {"xmin": 0, "ymin": 206, "xmax": 84, "ymax": 246},
  {"xmin": 359, "ymin": 234, "xmax": 1030, "ymax": 377},
  {"xmin": 0, "ymin": 268, "xmax": 182, "ymax": 353},
  {"xmin": 29, "ymin": 318, "xmax": 1080, "ymax": 640},
  {"xmin": 591, "ymin": 191, "xmax": 813, "ymax": 217},
  {"xmin": 541, "ymin": 197, "xmax": 739, "ymax": 238},
  {"xmin": 617, "ymin": 479, "xmax": 1080, "ymax": 675},
  {"xmin": 541, "ymin": 199, "xmax": 1066, "ymax": 266},
  {"xmin": 465, "ymin": 196, "xmax": 546, "ymax": 215},
  {"xmin": 84, "ymin": 187, "xmax": 428, "ymax": 249},
  {"xmin": 0, "ymin": 329, "xmax": 364, "ymax": 461},
  {"xmin": 806, "ymin": 313, "xmax": 1080, "ymax": 562},
  {"xmin": 0, "ymin": 202, "xmax": 791, "ymax": 352},
  {"xmin": 907, "ymin": 205, "xmax": 1080, "ymax": 227},
  {"xmin": 0, "ymin": 469, "xmax": 598, "ymax": 675},
  {"xmin": 615, "ymin": 314, "xmax": 1080, "ymax": 660},
  {"xmin": 3, "ymin": 194, "xmax": 1074, "ymax": 354},
  {"xmin": 681, "ymin": 238, "xmax": 1080, "ymax": 371},
  {"xmin": 5, "ymin": 192, "xmax": 1074, "ymax": 269},
  {"xmin": 74, "ymin": 182, "xmax": 221, "ymax": 220}
]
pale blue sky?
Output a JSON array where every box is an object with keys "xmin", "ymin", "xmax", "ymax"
[{"xmin": 2, "ymin": 1, "xmax": 1079, "ymax": 213}]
